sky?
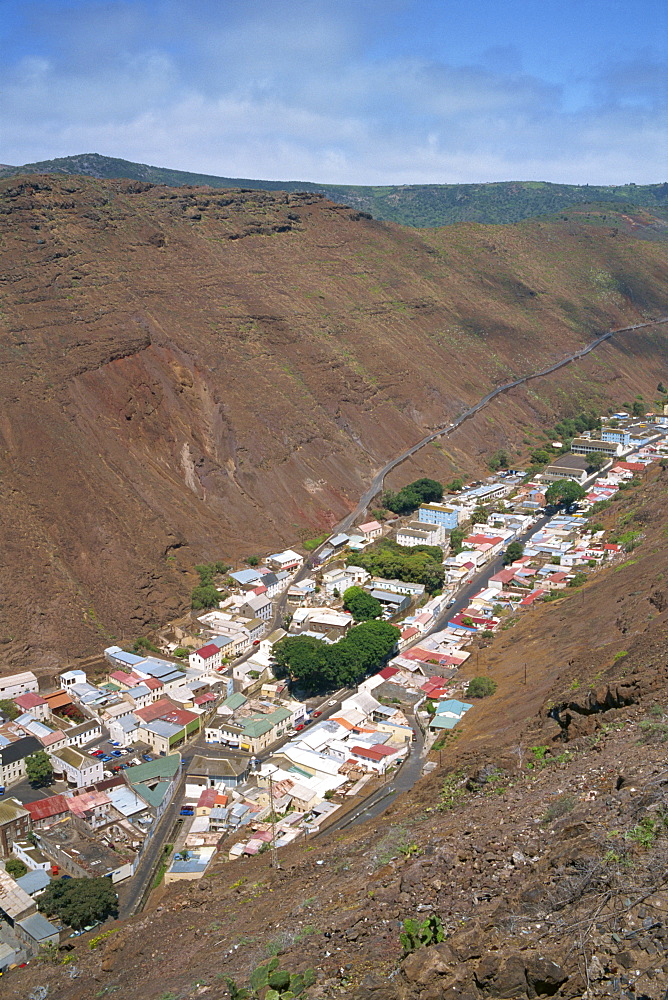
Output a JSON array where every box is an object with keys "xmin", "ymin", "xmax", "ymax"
[{"xmin": 1, "ymin": 0, "xmax": 666, "ymax": 185}]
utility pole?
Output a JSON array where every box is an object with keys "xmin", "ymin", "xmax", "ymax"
[
  {"xmin": 524, "ymin": 662, "xmax": 527, "ymax": 686},
  {"xmin": 267, "ymin": 768, "xmax": 279, "ymax": 870}
]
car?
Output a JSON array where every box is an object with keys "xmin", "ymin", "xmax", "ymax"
[
  {"xmin": 120, "ymin": 764, "xmax": 129, "ymax": 769},
  {"xmin": 111, "ymin": 750, "xmax": 123, "ymax": 757},
  {"xmin": 313, "ymin": 711, "xmax": 322, "ymax": 718},
  {"xmin": 295, "ymin": 724, "xmax": 305, "ymax": 731},
  {"xmin": 92, "ymin": 750, "xmax": 105, "ymax": 757},
  {"xmin": 109, "ymin": 741, "xmax": 121, "ymax": 747},
  {"xmin": 328, "ymin": 699, "xmax": 337, "ymax": 706},
  {"xmin": 252, "ymin": 639, "xmax": 260, "ymax": 645},
  {"xmin": 101, "ymin": 755, "xmax": 112, "ymax": 762},
  {"xmin": 142, "ymin": 754, "xmax": 153, "ymax": 761},
  {"xmin": 180, "ymin": 807, "xmax": 194, "ymax": 816},
  {"xmin": 446, "ymin": 599, "xmax": 456, "ymax": 609}
]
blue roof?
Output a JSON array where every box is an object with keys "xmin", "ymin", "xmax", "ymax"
[
  {"xmin": 229, "ymin": 569, "xmax": 261, "ymax": 585},
  {"xmin": 16, "ymin": 869, "xmax": 50, "ymax": 895},
  {"xmin": 17, "ymin": 912, "xmax": 59, "ymax": 941},
  {"xmin": 436, "ymin": 699, "xmax": 473, "ymax": 716},
  {"xmin": 329, "ymin": 533, "xmax": 350, "ymax": 546},
  {"xmin": 108, "ymin": 648, "xmax": 146, "ymax": 666}
]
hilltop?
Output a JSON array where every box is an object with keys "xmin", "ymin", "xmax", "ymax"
[
  {"xmin": 1, "ymin": 153, "xmax": 667, "ymax": 226},
  {"xmin": 0, "ymin": 173, "xmax": 667, "ymax": 672},
  {"xmin": 11, "ymin": 465, "xmax": 668, "ymax": 1000}
]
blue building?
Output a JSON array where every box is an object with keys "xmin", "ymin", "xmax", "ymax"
[{"xmin": 418, "ymin": 502, "xmax": 461, "ymax": 530}]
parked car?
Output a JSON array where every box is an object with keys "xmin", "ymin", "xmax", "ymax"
[
  {"xmin": 295, "ymin": 724, "xmax": 305, "ymax": 731},
  {"xmin": 101, "ymin": 755, "xmax": 112, "ymax": 762},
  {"xmin": 313, "ymin": 711, "xmax": 322, "ymax": 718},
  {"xmin": 111, "ymin": 750, "xmax": 123, "ymax": 757},
  {"xmin": 180, "ymin": 807, "xmax": 194, "ymax": 816},
  {"xmin": 142, "ymin": 754, "xmax": 153, "ymax": 761}
]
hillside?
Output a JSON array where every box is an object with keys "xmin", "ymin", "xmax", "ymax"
[
  {"xmin": 0, "ymin": 174, "xmax": 667, "ymax": 673},
  {"xmin": 1, "ymin": 153, "xmax": 667, "ymax": 226},
  {"xmin": 12, "ymin": 466, "xmax": 668, "ymax": 1000}
]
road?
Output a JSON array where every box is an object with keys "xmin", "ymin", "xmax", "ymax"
[
  {"xmin": 117, "ymin": 767, "xmax": 186, "ymax": 919},
  {"xmin": 315, "ymin": 710, "xmax": 425, "ymax": 837},
  {"xmin": 273, "ymin": 314, "xmax": 667, "ymax": 626}
]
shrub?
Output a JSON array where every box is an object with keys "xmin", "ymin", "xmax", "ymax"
[
  {"xmin": 466, "ymin": 676, "xmax": 497, "ymax": 698},
  {"xmin": 542, "ymin": 795, "xmax": 576, "ymax": 823},
  {"xmin": 5, "ymin": 857, "xmax": 28, "ymax": 878},
  {"xmin": 400, "ymin": 914, "xmax": 445, "ymax": 954}
]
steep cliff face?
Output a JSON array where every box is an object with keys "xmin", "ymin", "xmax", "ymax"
[{"xmin": 0, "ymin": 176, "xmax": 666, "ymax": 669}]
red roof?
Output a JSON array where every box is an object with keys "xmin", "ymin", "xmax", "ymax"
[
  {"xmin": 489, "ymin": 569, "xmax": 516, "ymax": 584},
  {"xmin": 465, "ymin": 534, "xmax": 504, "ymax": 546},
  {"xmin": 462, "ymin": 561, "xmax": 475, "ymax": 570},
  {"xmin": 135, "ymin": 697, "xmax": 179, "ymax": 722},
  {"xmin": 26, "ymin": 794, "xmax": 70, "ymax": 822},
  {"xmin": 253, "ymin": 585, "xmax": 268, "ymax": 596},
  {"xmin": 548, "ymin": 572, "xmax": 568, "ymax": 582},
  {"xmin": 194, "ymin": 692, "xmax": 216, "ymax": 706},
  {"xmin": 197, "ymin": 787, "xmax": 218, "ymax": 808},
  {"xmin": 604, "ymin": 543, "xmax": 621, "ymax": 551},
  {"xmin": 162, "ymin": 707, "xmax": 198, "ymax": 727},
  {"xmin": 378, "ymin": 666, "xmax": 399, "ymax": 680},
  {"xmin": 351, "ymin": 744, "xmax": 397, "ymax": 761},
  {"xmin": 194, "ymin": 643, "xmax": 219, "ymax": 660},
  {"xmin": 401, "ymin": 627, "xmax": 419, "ymax": 640},
  {"xmin": 519, "ymin": 589, "xmax": 546, "ymax": 606},
  {"xmin": 14, "ymin": 692, "xmax": 47, "ymax": 709},
  {"xmin": 613, "ymin": 462, "xmax": 644, "ymax": 472},
  {"xmin": 143, "ymin": 676, "xmax": 163, "ymax": 691}
]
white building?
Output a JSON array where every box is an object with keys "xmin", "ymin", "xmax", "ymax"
[
  {"xmin": 396, "ymin": 520, "xmax": 446, "ymax": 548},
  {"xmin": 267, "ymin": 549, "xmax": 303, "ymax": 572},
  {"xmin": 188, "ymin": 643, "xmax": 222, "ymax": 671},
  {"xmin": 49, "ymin": 747, "xmax": 103, "ymax": 788},
  {"xmin": 0, "ymin": 672, "xmax": 39, "ymax": 701}
]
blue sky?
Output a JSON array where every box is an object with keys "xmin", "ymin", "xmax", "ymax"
[{"xmin": 2, "ymin": 0, "xmax": 666, "ymax": 184}]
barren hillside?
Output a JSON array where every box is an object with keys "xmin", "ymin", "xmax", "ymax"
[{"xmin": 0, "ymin": 175, "xmax": 667, "ymax": 670}]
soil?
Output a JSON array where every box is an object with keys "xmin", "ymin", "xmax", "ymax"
[
  {"xmin": 0, "ymin": 174, "xmax": 666, "ymax": 675},
  {"xmin": 10, "ymin": 467, "xmax": 668, "ymax": 1000}
]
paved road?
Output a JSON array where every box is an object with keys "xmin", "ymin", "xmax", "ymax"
[
  {"xmin": 316, "ymin": 711, "xmax": 425, "ymax": 837},
  {"xmin": 117, "ymin": 768, "xmax": 186, "ymax": 918},
  {"xmin": 273, "ymin": 314, "xmax": 667, "ymax": 626}
]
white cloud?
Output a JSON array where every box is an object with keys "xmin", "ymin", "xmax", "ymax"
[{"xmin": 2, "ymin": 1, "xmax": 666, "ymax": 183}]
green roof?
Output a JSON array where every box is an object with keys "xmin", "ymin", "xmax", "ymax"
[
  {"xmin": 241, "ymin": 707, "xmax": 291, "ymax": 739},
  {"xmin": 132, "ymin": 780, "xmax": 171, "ymax": 808},
  {"xmin": 222, "ymin": 692, "xmax": 247, "ymax": 711},
  {"xmin": 428, "ymin": 716, "xmax": 458, "ymax": 730},
  {"xmin": 128, "ymin": 753, "xmax": 181, "ymax": 783}
]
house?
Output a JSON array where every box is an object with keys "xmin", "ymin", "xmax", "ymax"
[
  {"xmin": 0, "ymin": 735, "xmax": 43, "ymax": 790},
  {"xmin": 189, "ymin": 643, "xmax": 222, "ymax": 671},
  {"xmin": 240, "ymin": 592, "xmax": 273, "ymax": 621},
  {"xmin": 0, "ymin": 671, "xmax": 39, "ymax": 701},
  {"xmin": 348, "ymin": 744, "xmax": 403, "ymax": 773},
  {"xmin": 267, "ymin": 549, "xmax": 303, "ymax": 572},
  {"xmin": 12, "ymin": 692, "xmax": 49, "ymax": 721},
  {"xmin": 49, "ymin": 746, "xmax": 104, "ymax": 788},
  {"xmin": 369, "ymin": 589, "xmax": 411, "ymax": 615},
  {"xmin": 255, "ymin": 571, "xmax": 282, "ymax": 598},
  {"xmin": 15, "ymin": 911, "xmax": 60, "ymax": 955},
  {"xmin": 429, "ymin": 699, "xmax": 473, "ymax": 731},
  {"xmin": 15, "ymin": 869, "xmax": 50, "ymax": 897},
  {"xmin": 396, "ymin": 520, "xmax": 445, "ymax": 548},
  {"xmin": 104, "ymin": 646, "xmax": 150, "ymax": 671},
  {"xmin": 542, "ymin": 454, "xmax": 589, "ymax": 485},
  {"xmin": 185, "ymin": 755, "xmax": 250, "ymax": 795},
  {"xmin": 328, "ymin": 533, "xmax": 350, "ymax": 550},
  {"xmin": 228, "ymin": 568, "xmax": 262, "ymax": 588},
  {"xmin": 418, "ymin": 503, "xmax": 461, "ymax": 530},
  {"xmin": 0, "ymin": 798, "xmax": 32, "ymax": 857},
  {"xmin": 371, "ymin": 578, "xmax": 426, "ymax": 598},
  {"xmin": 26, "ymin": 794, "xmax": 71, "ymax": 829},
  {"xmin": 36, "ymin": 817, "xmax": 134, "ymax": 882},
  {"xmin": 357, "ymin": 520, "xmax": 383, "ymax": 540}
]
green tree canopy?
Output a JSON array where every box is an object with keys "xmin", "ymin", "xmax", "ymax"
[
  {"xmin": 346, "ymin": 538, "xmax": 444, "ymax": 593},
  {"xmin": 544, "ymin": 480, "xmax": 586, "ymax": 509},
  {"xmin": 5, "ymin": 858, "xmax": 28, "ymax": 878},
  {"xmin": 274, "ymin": 620, "xmax": 400, "ymax": 694},
  {"xmin": 342, "ymin": 586, "xmax": 382, "ymax": 621},
  {"xmin": 191, "ymin": 583, "xmax": 221, "ymax": 610},
  {"xmin": 26, "ymin": 751, "xmax": 54, "ymax": 788},
  {"xmin": 0, "ymin": 699, "xmax": 20, "ymax": 720},
  {"xmin": 466, "ymin": 676, "xmax": 497, "ymax": 698},
  {"xmin": 382, "ymin": 478, "xmax": 443, "ymax": 515},
  {"xmin": 503, "ymin": 541, "xmax": 524, "ymax": 566},
  {"xmin": 38, "ymin": 876, "xmax": 118, "ymax": 930},
  {"xmin": 585, "ymin": 451, "xmax": 608, "ymax": 473}
]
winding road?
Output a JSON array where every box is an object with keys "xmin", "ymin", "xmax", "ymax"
[{"xmin": 276, "ymin": 315, "xmax": 667, "ymax": 616}]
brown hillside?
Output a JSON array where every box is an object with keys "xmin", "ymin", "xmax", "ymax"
[
  {"xmin": 0, "ymin": 175, "xmax": 667, "ymax": 671},
  {"xmin": 12, "ymin": 467, "xmax": 668, "ymax": 1000}
]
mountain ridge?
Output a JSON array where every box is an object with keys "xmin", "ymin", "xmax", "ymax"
[{"xmin": 2, "ymin": 152, "xmax": 667, "ymax": 226}]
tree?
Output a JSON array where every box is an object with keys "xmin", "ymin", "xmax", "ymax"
[
  {"xmin": 466, "ymin": 676, "xmax": 497, "ymax": 698},
  {"xmin": 38, "ymin": 876, "xmax": 118, "ymax": 930},
  {"xmin": 449, "ymin": 528, "xmax": 466, "ymax": 554},
  {"xmin": 544, "ymin": 480, "xmax": 586, "ymax": 509},
  {"xmin": 273, "ymin": 621, "xmax": 399, "ymax": 694},
  {"xmin": 445, "ymin": 477, "xmax": 464, "ymax": 493},
  {"xmin": 26, "ymin": 751, "xmax": 54, "ymax": 788},
  {"xmin": 342, "ymin": 586, "xmax": 382, "ymax": 621},
  {"xmin": 569, "ymin": 572, "xmax": 588, "ymax": 588},
  {"xmin": 191, "ymin": 583, "xmax": 221, "ymax": 610},
  {"xmin": 658, "ymin": 382, "xmax": 667, "ymax": 394},
  {"xmin": 246, "ymin": 555, "xmax": 259, "ymax": 566},
  {"xmin": 0, "ymin": 699, "xmax": 20, "ymax": 720},
  {"xmin": 382, "ymin": 478, "xmax": 443, "ymax": 515},
  {"xmin": 632, "ymin": 400, "xmax": 645, "ymax": 417},
  {"xmin": 586, "ymin": 451, "xmax": 608, "ymax": 473},
  {"xmin": 503, "ymin": 541, "xmax": 524, "ymax": 565},
  {"xmin": 5, "ymin": 858, "xmax": 28, "ymax": 878}
]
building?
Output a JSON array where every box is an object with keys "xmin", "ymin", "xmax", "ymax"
[
  {"xmin": 36, "ymin": 818, "xmax": 134, "ymax": 882},
  {"xmin": 0, "ymin": 735, "xmax": 43, "ymax": 789},
  {"xmin": 0, "ymin": 798, "xmax": 31, "ymax": 857},
  {"xmin": 571, "ymin": 438, "xmax": 621, "ymax": 457},
  {"xmin": 396, "ymin": 520, "xmax": 446, "ymax": 548},
  {"xmin": 49, "ymin": 747, "xmax": 104, "ymax": 788},
  {"xmin": 370, "ymin": 578, "xmax": 426, "ymax": 598},
  {"xmin": 26, "ymin": 794, "xmax": 71, "ymax": 829},
  {"xmin": 357, "ymin": 520, "xmax": 383, "ymax": 540},
  {"xmin": 12, "ymin": 692, "xmax": 49, "ymax": 721},
  {"xmin": 185, "ymin": 755, "xmax": 250, "ymax": 795},
  {"xmin": 368, "ymin": 590, "xmax": 411, "ymax": 615},
  {"xmin": 542, "ymin": 454, "xmax": 589, "ymax": 485},
  {"xmin": 0, "ymin": 672, "xmax": 39, "ymax": 701},
  {"xmin": 267, "ymin": 549, "xmax": 303, "ymax": 572},
  {"xmin": 189, "ymin": 643, "xmax": 222, "ymax": 671},
  {"xmin": 602, "ymin": 427, "xmax": 631, "ymax": 448},
  {"xmin": 241, "ymin": 593, "xmax": 272, "ymax": 621},
  {"xmin": 418, "ymin": 503, "xmax": 461, "ymax": 530}
]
